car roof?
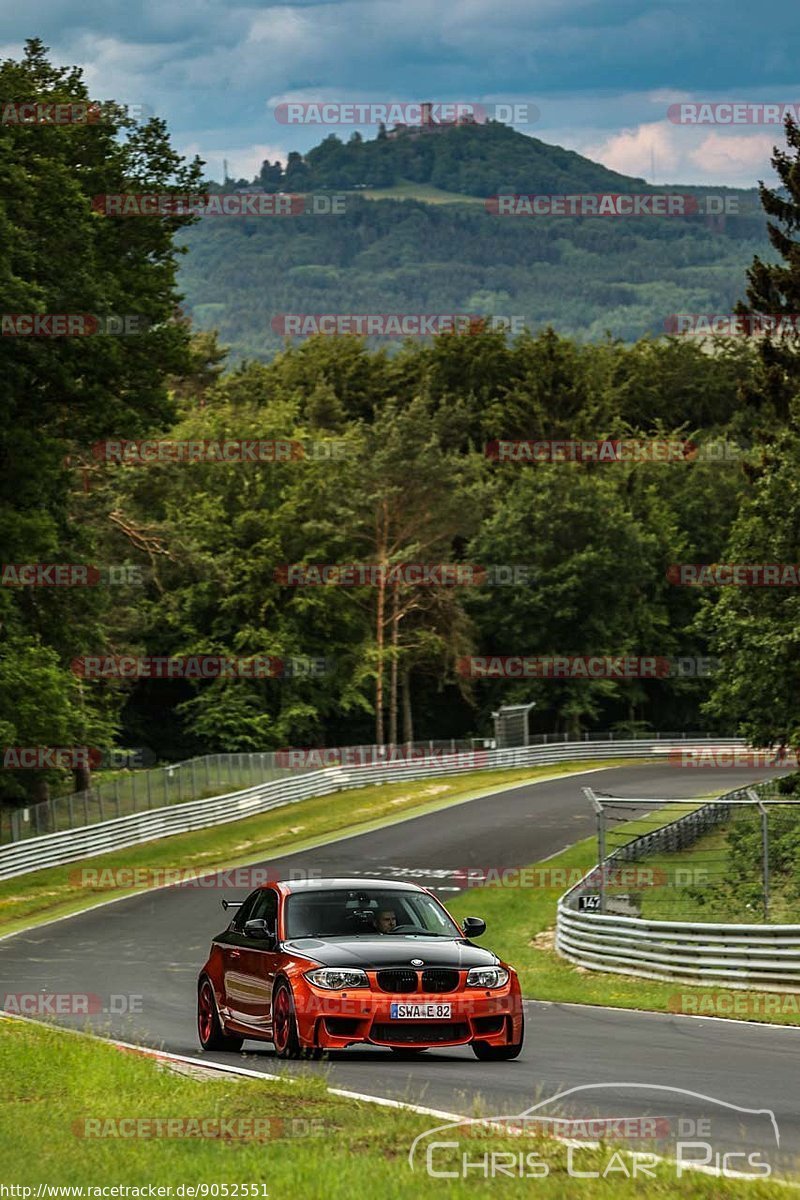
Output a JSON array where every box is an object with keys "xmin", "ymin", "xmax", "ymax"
[{"xmin": 273, "ymin": 877, "xmax": 429, "ymax": 894}]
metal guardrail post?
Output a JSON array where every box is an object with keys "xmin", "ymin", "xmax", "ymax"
[
  {"xmin": 583, "ymin": 787, "xmax": 605, "ymax": 913},
  {"xmin": 749, "ymin": 789, "xmax": 770, "ymax": 922}
]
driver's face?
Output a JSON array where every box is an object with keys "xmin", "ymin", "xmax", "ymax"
[{"xmin": 376, "ymin": 910, "xmax": 397, "ymax": 933}]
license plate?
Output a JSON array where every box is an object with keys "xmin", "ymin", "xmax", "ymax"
[{"xmin": 390, "ymin": 1003, "xmax": 451, "ymax": 1019}]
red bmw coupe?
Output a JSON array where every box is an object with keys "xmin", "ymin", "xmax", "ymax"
[{"xmin": 197, "ymin": 878, "xmax": 524, "ymax": 1059}]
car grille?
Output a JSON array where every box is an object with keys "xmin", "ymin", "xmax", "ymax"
[
  {"xmin": 376, "ymin": 969, "xmax": 419, "ymax": 993},
  {"xmin": 371, "ymin": 1022, "xmax": 470, "ymax": 1045},
  {"xmin": 421, "ymin": 968, "xmax": 459, "ymax": 993},
  {"xmin": 376, "ymin": 968, "xmax": 462, "ymax": 993}
]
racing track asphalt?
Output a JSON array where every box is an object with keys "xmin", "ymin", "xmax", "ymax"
[{"xmin": 3, "ymin": 761, "xmax": 800, "ymax": 1177}]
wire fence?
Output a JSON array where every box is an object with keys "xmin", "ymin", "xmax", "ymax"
[
  {"xmin": 577, "ymin": 778, "xmax": 800, "ymax": 924},
  {"xmin": 0, "ymin": 730, "xmax": 727, "ymax": 845}
]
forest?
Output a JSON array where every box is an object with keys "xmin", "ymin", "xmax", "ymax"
[{"xmin": 3, "ymin": 41, "xmax": 800, "ymax": 809}]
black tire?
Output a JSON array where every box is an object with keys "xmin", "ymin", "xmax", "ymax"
[
  {"xmin": 272, "ymin": 981, "xmax": 323, "ymax": 1060},
  {"xmin": 197, "ymin": 979, "xmax": 243, "ymax": 1052},
  {"xmin": 471, "ymin": 1014, "xmax": 524, "ymax": 1061}
]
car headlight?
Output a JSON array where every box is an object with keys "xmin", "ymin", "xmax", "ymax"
[
  {"xmin": 304, "ymin": 968, "xmax": 369, "ymax": 990},
  {"xmin": 466, "ymin": 966, "xmax": 509, "ymax": 988}
]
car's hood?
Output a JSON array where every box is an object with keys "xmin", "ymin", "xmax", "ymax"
[{"xmin": 281, "ymin": 936, "xmax": 499, "ymax": 968}]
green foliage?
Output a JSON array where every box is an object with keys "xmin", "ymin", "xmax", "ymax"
[
  {"xmin": 6, "ymin": 44, "xmax": 800, "ymax": 810},
  {"xmin": 179, "ymin": 195, "xmax": 770, "ymax": 363}
]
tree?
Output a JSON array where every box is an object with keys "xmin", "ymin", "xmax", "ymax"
[
  {"xmin": 701, "ymin": 424, "xmax": 800, "ymax": 748},
  {"xmin": 258, "ymin": 159, "xmax": 283, "ymax": 193},
  {"xmin": 0, "ymin": 40, "xmax": 203, "ymax": 803},
  {"xmin": 736, "ymin": 116, "xmax": 800, "ymax": 420}
]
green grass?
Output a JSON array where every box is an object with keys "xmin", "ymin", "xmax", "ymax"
[
  {"xmin": 0, "ymin": 1019, "xmax": 790, "ymax": 1196},
  {"xmin": 446, "ymin": 818, "xmax": 800, "ymax": 1028},
  {"xmin": 637, "ymin": 822, "xmax": 738, "ymax": 922},
  {"xmin": 0, "ymin": 759, "xmax": 636, "ymax": 938},
  {"xmin": 635, "ymin": 810, "xmax": 800, "ymax": 925},
  {"xmin": 358, "ymin": 180, "xmax": 484, "ymax": 204}
]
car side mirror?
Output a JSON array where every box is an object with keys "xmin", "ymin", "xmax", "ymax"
[
  {"xmin": 244, "ymin": 919, "xmax": 277, "ymax": 947},
  {"xmin": 462, "ymin": 916, "xmax": 486, "ymax": 938}
]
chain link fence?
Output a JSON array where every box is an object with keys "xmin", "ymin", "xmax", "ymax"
[{"xmin": 573, "ymin": 777, "xmax": 800, "ymax": 923}]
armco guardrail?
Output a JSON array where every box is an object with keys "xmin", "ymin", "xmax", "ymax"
[
  {"xmin": 0, "ymin": 737, "xmax": 746, "ymax": 881},
  {"xmin": 556, "ymin": 784, "xmax": 800, "ymax": 991},
  {"xmin": 0, "ymin": 730, "xmax": 729, "ymax": 845}
]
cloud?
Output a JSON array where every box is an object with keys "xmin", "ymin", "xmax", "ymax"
[
  {"xmin": 3, "ymin": 3, "xmax": 800, "ymax": 188},
  {"xmin": 581, "ymin": 122, "xmax": 682, "ymax": 182},
  {"xmin": 689, "ymin": 131, "xmax": 779, "ymax": 182}
]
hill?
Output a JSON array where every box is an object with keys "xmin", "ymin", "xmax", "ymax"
[
  {"xmin": 178, "ymin": 122, "xmax": 770, "ymax": 361},
  {"xmin": 294, "ymin": 120, "xmax": 652, "ymax": 196}
]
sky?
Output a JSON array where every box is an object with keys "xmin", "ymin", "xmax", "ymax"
[{"xmin": 2, "ymin": 0, "xmax": 798, "ymax": 187}]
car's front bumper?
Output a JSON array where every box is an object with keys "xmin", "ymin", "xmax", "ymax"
[{"xmin": 294, "ymin": 981, "xmax": 524, "ymax": 1049}]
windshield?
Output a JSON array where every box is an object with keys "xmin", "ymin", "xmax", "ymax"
[{"xmin": 284, "ymin": 888, "xmax": 462, "ymax": 940}]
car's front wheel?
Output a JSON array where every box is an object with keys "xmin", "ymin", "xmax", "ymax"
[
  {"xmin": 272, "ymin": 981, "xmax": 323, "ymax": 1060},
  {"xmin": 471, "ymin": 1014, "xmax": 524, "ymax": 1061},
  {"xmin": 197, "ymin": 979, "xmax": 243, "ymax": 1052}
]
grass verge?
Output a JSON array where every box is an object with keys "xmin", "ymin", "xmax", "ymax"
[
  {"xmin": 0, "ymin": 1018, "xmax": 789, "ymax": 1196},
  {"xmin": 0, "ymin": 759, "xmax": 635, "ymax": 939}
]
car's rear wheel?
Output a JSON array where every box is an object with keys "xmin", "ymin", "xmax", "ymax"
[
  {"xmin": 197, "ymin": 979, "xmax": 243, "ymax": 1052},
  {"xmin": 272, "ymin": 981, "xmax": 323, "ymax": 1060},
  {"xmin": 471, "ymin": 1014, "xmax": 524, "ymax": 1061}
]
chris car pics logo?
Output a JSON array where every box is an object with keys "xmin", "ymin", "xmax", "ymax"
[{"xmin": 408, "ymin": 1083, "xmax": 779, "ymax": 1180}]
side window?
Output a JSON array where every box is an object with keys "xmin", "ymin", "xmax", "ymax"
[
  {"xmin": 232, "ymin": 891, "xmax": 260, "ymax": 932},
  {"xmin": 249, "ymin": 889, "xmax": 278, "ymax": 931}
]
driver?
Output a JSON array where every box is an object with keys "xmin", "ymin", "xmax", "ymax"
[{"xmin": 375, "ymin": 908, "xmax": 397, "ymax": 934}]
